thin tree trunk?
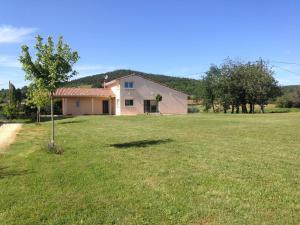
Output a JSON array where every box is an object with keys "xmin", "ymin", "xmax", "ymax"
[
  {"xmin": 249, "ymin": 103, "xmax": 253, "ymax": 113},
  {"xmin": 50, "ymin": 93, "xmax": 54, "ymax": 146},
  {"xmin": 223, "ymin": 104, "xmax": 227, "ymax": 114},
  {"xmin": 210, "ymin": 96, "xmax": 215, "ymax": 113},
  {"xmin": 260, "ymin": 104, "xmax": 265, "ymax": 113},
  {"xmin": 236, "ymin": 105, "xmax": 240, "ymax": 114},
  {"xmin": 38, "ymin": 106, "xmax": 41, "ymax": 123},
  {"xmin": 231, "ymin": 105, "xmax": 234, "ymax": 114},
  {"xmin": 242, "ymin": 104, "xmax": 248, "ymax": 113},
  {"xmin": 37, "ymin": 108, "xmax": 39, "ymax": 123}
]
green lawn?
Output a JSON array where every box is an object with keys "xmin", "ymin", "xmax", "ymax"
[{"xmin": 0, "ymin": 114, "xmax": 299, "ymax": 225}]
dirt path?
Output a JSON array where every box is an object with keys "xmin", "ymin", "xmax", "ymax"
[{"xmin": 0, "ymin": 123, "xmax": 22, "ymax": 152}]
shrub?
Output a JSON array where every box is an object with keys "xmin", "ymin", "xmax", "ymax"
[
  {"xmin": 1, "ymin": 104, "xmax": 18, "ymax": 120},
  {"xmin": 188, "ymin": 106, "xmax": 200, "ymax": 113},
  {"xmin": 276, "ymin": 96, "xmax": 294, "ymax": 108},
  {"xmin": 43, "ymin": 141, "xmax": 64, "ymax": 154}
]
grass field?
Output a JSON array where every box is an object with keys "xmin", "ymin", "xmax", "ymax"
[{"xmin": 0, "ymin": 114, "xmax": 299, "ymax": 225}]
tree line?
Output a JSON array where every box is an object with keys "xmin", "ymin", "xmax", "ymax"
[
  {"xmin": 276, "ymin": 85, "xmax": 300, "ymax": 108},
  {"xmin": 0, "ymin": 82, "xmax": 63, "ymax": 121},
  {"xmin": 0, "ymin": 82, "xmax": 27, "ymax": 120},
  {"xmin": 201, "ymin": 59, "xmax": 281, "ymax": 113},
  {"xmin": 0, "ymin": 54, "xmax": 296, "ymax": 123}
]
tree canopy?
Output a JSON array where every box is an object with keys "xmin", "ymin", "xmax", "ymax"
[
  {"xmin": 19, "ymin": 35, "xmax": 79, "ymax": 147},
  {"xmin": 201, "ymin": 59, "xmax": 281, "ymax": 113},
  {"xmin": 20, "ymin": 35, "xmax": 79, "ymax": 93}
]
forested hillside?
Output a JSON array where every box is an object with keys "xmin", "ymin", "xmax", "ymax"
[
  {"xmin": 65, "ymin": 69, "xmax": 202, "ymax": 97},
  {"xmin": 281, "ymin": 85, "xmax": 300, "ymax": 93}
]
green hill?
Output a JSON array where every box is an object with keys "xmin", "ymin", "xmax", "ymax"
[
  {"xmin": 65, "ymin": 69, "xmax": 202, "ymax": 97},
  {"xmin": 281, "ymin": 85, "xmax": 300, "ymax": 93}
]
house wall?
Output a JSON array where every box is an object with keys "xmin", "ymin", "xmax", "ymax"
[
  {"xmin": 110, "ymin": 98, "xmax": 115, "ymax": 115},
  {"xmin": 62, "ymin": 97, "xmax": 115, "ymax": 115},
  {"xmin": 118, "ymin": 75, "xmax": 188, "ymax": 115},
  {"xmin": 109, "ymin": 84, "xmax": 121, "ymax": 115}
]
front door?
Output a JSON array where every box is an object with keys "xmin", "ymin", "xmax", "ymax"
[{"xmin": 102, "ymin": 100, "xmax": 109, "ymax": 114}]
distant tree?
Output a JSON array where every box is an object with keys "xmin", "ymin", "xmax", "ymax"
[
  {"xmin": 27, "ymin": 82, "xmax": 49, "ymax": 123},
  {"xmin": 201, "ymin": 65, "xmax": 221, "ymax": 112},
  {"xmin": 19, "ymin": 35, "xmax": 79, "ymax": 148},
  {"xmin": 254, "ymin": 59, "xmax": 281, "ymax": 113},
  {"xmin": 1, "ymin": 81, "xmax": 19, "ymax": 119},
  {"xmin": 276, "ymin": 95, "xmax": 294, "ymax": 108},
  {"xmin": 217, "ymin": 63, "xmax": 233, "ymax": 113},
  {"xmin": 2, "ymin": 103, "xmax": 17, "ymax": 120},
  {"xmin": 0, "ymin": 89, "xmax": 7, "ymax": 104},
  {"xmin": 276, "ymin": 88, "xmax": 300, "ymax": 108},
  {"xmin": 8, "ymin": 81, "xmax": 17, "ymax": 105},
  {"xmin": 201, "ymin": 58, "xmax": 281, "ymax": 113}
]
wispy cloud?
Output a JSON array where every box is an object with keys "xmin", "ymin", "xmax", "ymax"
[{"xmin": 0, "ymin": 25, "xmax": 37, "ymax": 44}]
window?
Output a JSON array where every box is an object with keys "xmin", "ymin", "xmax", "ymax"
[
  {"xmin": 125, "ymin": 99, "xmax": 134, "ymax": 106},
  {"xmin": 76, "ymin": 100, "xmax": 80, "ymax": 108},
  {"xmin": 124, "ymin": 81, "xmax": 133, "ymax": 89}
]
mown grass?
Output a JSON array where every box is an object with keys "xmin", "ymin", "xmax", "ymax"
[{"xmin": 0, "ymin": 114, "xmax": 299, "ymax": 225}]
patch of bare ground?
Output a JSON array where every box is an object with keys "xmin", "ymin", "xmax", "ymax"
[{"xmin": 0, "ymin": 123, "xmax": 22, "ymax": 152}]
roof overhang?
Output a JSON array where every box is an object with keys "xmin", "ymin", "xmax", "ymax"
[{"xmin": 53, "ymin": 88, "xmax": 115, "ymax": 98}]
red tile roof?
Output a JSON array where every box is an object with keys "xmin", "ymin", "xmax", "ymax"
[{"xmin": 54, "ymin": 88, "xmax": 114, "ymax": 97}]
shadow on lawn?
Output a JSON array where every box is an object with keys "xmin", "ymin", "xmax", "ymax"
[
  {"xmin": 0, "ymin": 166, "xmax": 32, "ymax": 179},
  {"xmin": 58, "ymin": 120, "xmax": 85, "ymax": 125},
  {"xmin": 111, "ymin": 139, "xmax": 173, "ymax": 149}
]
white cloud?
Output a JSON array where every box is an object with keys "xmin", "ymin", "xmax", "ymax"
[{"xmin": 0, "ymin": 25, "xmax": 37, "ymax": 44}]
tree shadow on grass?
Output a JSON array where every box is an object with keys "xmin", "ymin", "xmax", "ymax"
[
  {"xmin": 110, "ymin": 138, "xmax": 173, "ymax": 149},
  {"xmin": 40, "ymin": 115, "xmax": 74, "ymax": 123},
  {"xmin": 0, "ymin": 166, "xmax": 32, "ymax": 179},
  {"xmin": 58, "ymin": 120, "xmax": 85, "ymax": 125}
]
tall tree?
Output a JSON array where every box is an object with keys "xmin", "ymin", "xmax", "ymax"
[
  {"xmin": 201, "ymin": 65, "xmax": 221, "ymax": 112},
  {"xmin": 2, "ymin": 81, "xmax": 18, "ymax": 120},
  {"xmin": 8, "ymin": 81, "xmax": 17, "ymax": 105},
  {"xmin": 201, "ymin": 58, "xmax": 281, "ymax": 114},
  {"xmin": 254, "ymin": 59, "xmax": 281, "ymax": 113},
  {"xmin": 20, "ymin": 35, "xmax": 79, "ymax": 147}
]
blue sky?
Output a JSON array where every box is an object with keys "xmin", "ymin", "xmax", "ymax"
[{"xmin": 1, "ymin": 0, "xmax": 300, "ymax": 88}]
